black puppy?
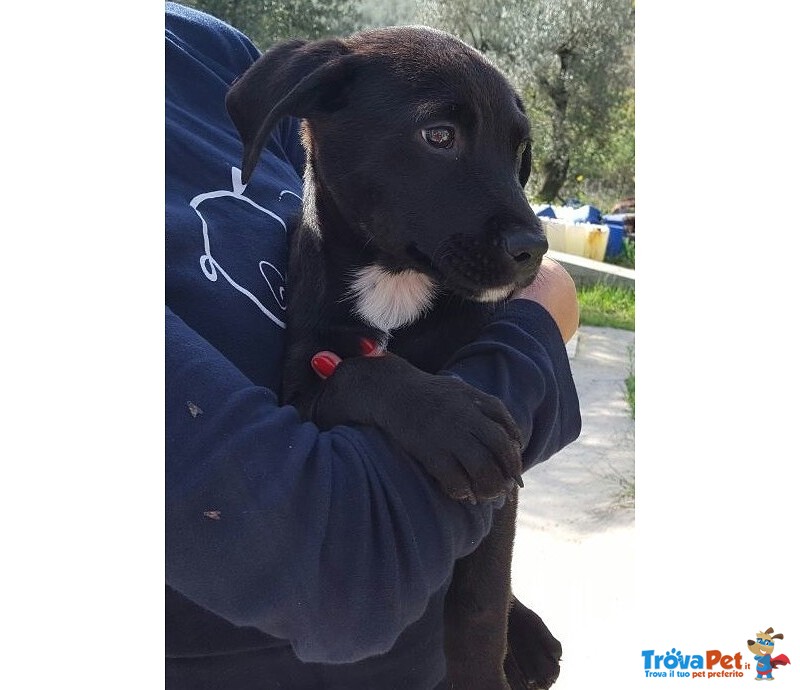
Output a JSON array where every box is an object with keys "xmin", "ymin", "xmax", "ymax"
[{"xmin": 227, "ymin": 27, "xmax": 561, "ymax": 689}]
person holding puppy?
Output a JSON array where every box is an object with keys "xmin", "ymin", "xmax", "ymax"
[{"xmin": 166, "ymin": 3, "xmax": 581, "ymax": 689}]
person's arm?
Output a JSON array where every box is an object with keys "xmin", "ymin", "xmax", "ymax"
[{"xmin": 166, "ymin": 289, "xmax": 579, "ymax": 665}]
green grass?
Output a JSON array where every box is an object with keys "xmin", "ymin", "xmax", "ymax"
[
  {"xmin": 625, "ymin": 346, "xmax": 635, "ymax": 419},
  {"xmin": 625, "ymin": 372, "xmax": 635, "ymax": 418},
  {"xmin": 612, "ymin": 468, "xmax": 635, "ymax": 510},
  {"xmin": 577, "ymin": 282, "xmax": 635, "ymax": 331}
]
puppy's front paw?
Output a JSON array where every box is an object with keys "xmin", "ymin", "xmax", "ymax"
[
  {"xmin": 504, "ymin": 598, "xmax": 562, "ymax": 690},
  {"xmin": 311, "ymin": 353, "xmax": 522, "ymax": 502},
  {"xmin": 396, "ymin": 376, "xmax": 523, "ymax": 503}
]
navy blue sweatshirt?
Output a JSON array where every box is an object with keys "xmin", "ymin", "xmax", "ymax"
[{"xmin": 165, "ymin": 4, "xmax": 581, "ymax": 688}]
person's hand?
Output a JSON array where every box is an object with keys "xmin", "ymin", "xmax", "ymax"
[{"xmin": 511, "ymin": 257, "xmax": 579, "ymax": 343}]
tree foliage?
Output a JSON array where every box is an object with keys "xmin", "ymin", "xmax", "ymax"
[
  {"xmin": 565, "ymin": 85, "xmax": 634, "ymax": 210},
  {"xmin": 184, "ymin": 0, "xmax": 361, "ymax": 50}
]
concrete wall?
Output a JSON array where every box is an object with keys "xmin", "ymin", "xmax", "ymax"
[{"xmin": 548, "ymin": 249, "xmax": 635, "ymax": 290}]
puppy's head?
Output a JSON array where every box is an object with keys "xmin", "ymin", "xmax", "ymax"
[{"xmin": 227, "ymin": 27, "xmax": 546, "ymax": 304}]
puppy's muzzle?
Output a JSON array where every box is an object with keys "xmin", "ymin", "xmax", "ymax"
[{"xmin": 421, "ymin": 224, "xmax": 547, "ymax": 301}]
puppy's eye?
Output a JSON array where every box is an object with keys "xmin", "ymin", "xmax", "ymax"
[{"xmin": 423, "ymin": 126, "xmax": 455, "ymax": 149}]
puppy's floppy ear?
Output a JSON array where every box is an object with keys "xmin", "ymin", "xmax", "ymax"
[{"xmin": 226, "ymin": 38, "xmax": 358, "ymax": 182}]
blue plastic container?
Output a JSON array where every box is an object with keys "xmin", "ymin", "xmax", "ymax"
[
  {"xmin": 601, "ymin": 214, "xmax": 627, "ymax": 258},
  {"xmin": 573, "ymin": 204, "xmax": 603, "ymax": 224},
  {"xmin": 532, "ymin": 204, "xmax": 556, "ymax": 218}
]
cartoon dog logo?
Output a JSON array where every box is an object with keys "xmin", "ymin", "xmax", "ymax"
[
  {"xmin": 747, "ymin": 628, "xmax": 790, "ymax": 681},
  {"xmin": 191, "ymin": 167, "xmax": 300, "ymax": 329}
]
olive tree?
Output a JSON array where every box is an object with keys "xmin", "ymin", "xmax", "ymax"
[{"xmin": 185, "ymin": 0, "xmax": 361, "ymax": 50}]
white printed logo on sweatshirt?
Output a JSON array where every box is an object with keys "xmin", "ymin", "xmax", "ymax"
[{"xmin": 190, "ymin": 168, "xmax": 299, "ymax": 329}]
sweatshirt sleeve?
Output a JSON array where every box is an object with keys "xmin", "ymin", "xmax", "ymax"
[
  {"xmin": 443, "ymin": 298, "xmax": 582, "ymax": 472},
  {"xmin": 165, "ymin": 300, "xmax": 580, "ymax": 665}
]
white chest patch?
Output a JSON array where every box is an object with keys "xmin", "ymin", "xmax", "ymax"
[
  {"xmin": 348, "ymin": 265, "xmax": 437, "ymax": 332},
  {"xmin": 301, "ymin": 165, "xmax": 320, "ymax": 235}
]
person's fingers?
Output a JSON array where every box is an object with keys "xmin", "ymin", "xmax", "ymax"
[
  {"xmin": 311, "ymin": 351, "xmax": 343, "ymax": 379},
  {"xmin": 358, "ymin": 338, "xmax": 385, "ymax": 357}
]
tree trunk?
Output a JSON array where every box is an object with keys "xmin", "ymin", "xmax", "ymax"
[
  {"xmin": 538, "ymin": 156, "xmax": 569, "ymax": 203},
  {"xmin": 537, "ymin": 47, "xmax": 572, "ymax": 203}
]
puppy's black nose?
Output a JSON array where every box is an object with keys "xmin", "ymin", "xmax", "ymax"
[{"xmin": 501, "ymin": 230, "xmax": 548, "ymax": 263}]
